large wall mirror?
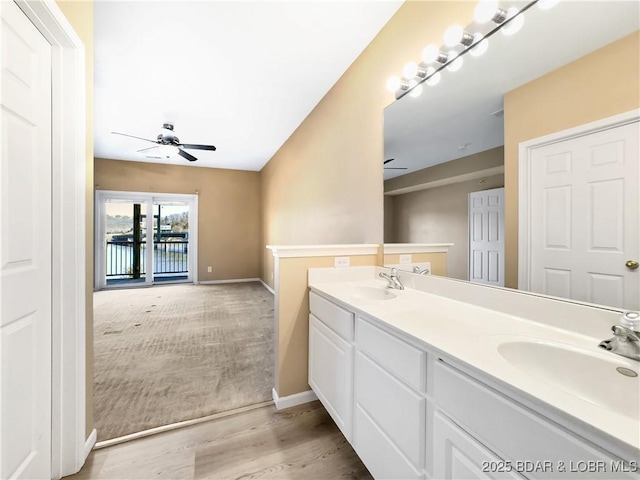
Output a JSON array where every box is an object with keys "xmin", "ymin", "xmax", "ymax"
[{"xmin": 383, "ymin": 1, "xmax": 639, "ymax": 310}]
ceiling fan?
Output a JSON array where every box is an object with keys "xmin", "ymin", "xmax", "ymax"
[
  {"xmin": 384, "ymin": 158, "xmax": 407, "ymax": 170},
  {"xmin": 111, "ymin": 123, "xmax": 216, "ymax": 162}
]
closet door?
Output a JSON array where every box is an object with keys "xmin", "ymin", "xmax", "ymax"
[{"xmin": 0, "ymin": 1, "xmax": 53, "ymax": 478}]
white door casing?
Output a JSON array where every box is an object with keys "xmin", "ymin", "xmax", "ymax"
[
  {"xmin": 0, "ymin": 1, "xmax": 52, "ymax": 478},
  {"xmin": 520, "ymin": 113, "xmax": 639, "ymax": 310},
  {"xmin": 2, "ymin": 0, "xmax": 87, "ymax": 478},
  {"xmin": 468, "ymin": 188, "xmax": 505, "ymax": 286}
]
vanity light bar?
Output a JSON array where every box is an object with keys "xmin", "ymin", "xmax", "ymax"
[{"xmin": 388, "ymin": 0, "xmax": 549, "ymax": 101}]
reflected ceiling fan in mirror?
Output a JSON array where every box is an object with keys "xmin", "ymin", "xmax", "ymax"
[
  {"xmin": 384, "ymin": 158, "xmax": 408, "ymax": 170},
  {"xmin": 111, "ymin": 123, "xmax": 216, "ymax": 162}
]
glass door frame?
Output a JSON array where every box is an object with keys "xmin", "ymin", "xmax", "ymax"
[{"xmin": 94, "ymin": 190, "xmax": 198, "ymax": 290}]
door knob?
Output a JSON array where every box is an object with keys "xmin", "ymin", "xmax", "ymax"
[{"xmin": 626, "ymin": 260, "xmax": 639, "ymax": 270}]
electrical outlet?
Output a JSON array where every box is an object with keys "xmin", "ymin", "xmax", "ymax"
[
  {"xmin": 399, "ymin": 254, "xmax": 412, "ymax": 264},
  {"xmin": 335, "ymin": 257, "xmax": 350, "ymax": 268},
  {"xmin": 207, "ymin": 266, "xmax": 212, "ymax": 273}
]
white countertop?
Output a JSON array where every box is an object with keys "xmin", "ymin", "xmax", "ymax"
[{"xmin": 308, "ymin": 268, "xmax": 640, "ymax": 456}]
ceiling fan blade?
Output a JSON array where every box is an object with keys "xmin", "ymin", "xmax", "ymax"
[
  {"xmin": 384, "ymin": 167, "xmax": 408, "ymax": 170},
  {"xmin": 383, "ymin": 158, "xmax": 395, "ymax": 164},
  {"xmin": 137, "ymin": 146, "xmax": 159, "ymax": 153},
  {"xmin": 178, "ymin": 148, "xmax": 198, "ymax": 162},
  {"xmin": 180, "ymin": 143, "xmax": 217, "ymax": 151},
  {"xmin": 111, "ymin": 131, "xmax": 158, "ymax": 144}
]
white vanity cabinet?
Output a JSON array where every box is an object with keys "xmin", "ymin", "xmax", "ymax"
[
  {"xmin": 307, "ymin": 289, "xmax": 639, "ymax": 480},
  {"xmin": 308, "ymin": 291, "xmax": 355, "ymax": 442}
]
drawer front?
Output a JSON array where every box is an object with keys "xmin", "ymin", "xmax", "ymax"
[
  {"xmin": 434, "ymin": 361, "xmax": 631, "ymax": 479},
  {"xmin": 433, "ymin": 411, "xmax": 525, "ymax": 480},
  {"xmin": 354, "ymin": 404, "xmax": 424, "ymax": 480},
  {"xmin": 309, "ymin": 314, "xmax": 353, "ymax": 441},
  {"xmin": 356, "ymin": 317, "xmax": 426, "ymax": 391},
  {"xmin": 309, "ymin": 291, "xmax": 354, "ymax": 341},
  {"xmin": 355, "ymin": 351, "xmax": 426, "ymax": 470}
]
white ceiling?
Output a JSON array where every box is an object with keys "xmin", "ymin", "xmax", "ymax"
[
  {"xmin": 94, "ymin": 0, "xmax": 403, "ymax": 170},
  {"xmin": 383, "ymin": 0, "xmax": 640, "ymax": 181}
]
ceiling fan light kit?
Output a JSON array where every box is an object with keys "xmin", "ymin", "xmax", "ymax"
[
  {"xmin": 111, "ymin": 123, "xmax": 217, "ymax": 162},
  {"xmin": 387, "ymin": 0, "xmax": 557, "ymax": 100}
]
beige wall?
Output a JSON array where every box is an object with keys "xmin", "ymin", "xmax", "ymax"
[
  {"xmin": 276, "ymin": 255, "xmax": 378, "ymax": 397},
  {"xmin": 259, "ymin": 1, "xmax": 476, "ymax": 284},
  {"xmin": 262, "ymin": 1, "xmax": 477, "ymax": 399},
  {"xmin": 504, "ymin": 31, "xmax": 640, "ymax": 288},
  {"xmin": 55, "ymin": 0, "xmax": 94, "ymax": 438},
  {"xmin": 95, "ymin": 159, "xmax": 261, "ymax": 281},
  {"xmin": 389, "ymin": 174, "xmax": 504, "ymax": 280}
]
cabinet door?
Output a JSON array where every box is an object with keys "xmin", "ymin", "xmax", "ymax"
[
  {"xmin": 309, "ymin": 314, "xmax": 353, "ymax": 441},
  {"xmin": 433, "ymin": 411, "xmax": 524, "ymax": 480}
]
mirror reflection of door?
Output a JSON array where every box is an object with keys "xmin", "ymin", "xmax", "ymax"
[
  {"xmin": 468, "ymin": 188, "xmax": 505, "ymax": 286},
  {"xmin": 526, "ymin": 121, "xmax": 639, "ymax": 310}
]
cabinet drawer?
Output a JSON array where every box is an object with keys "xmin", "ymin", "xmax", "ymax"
[
  {"xmin": 433, "ymin": 410, "xmax": 525, "ymax": 479},
  {"xmin": 355, "ymin": 351, "xmax": 425, "ymax": 470},
  {"xmin": 433, "ymin": 361, "xmax": 630, "ymax": 479},
  {"xmin": 356, "ymin": 317, "xmax": 426, "ymax": 391},
  {"xmin": 309, "ymin": 291, "xmax": 354, "ymax": 341},
  {"xmin": 354, "ymin": 404, "xmax": 424, "ymax": 480}
]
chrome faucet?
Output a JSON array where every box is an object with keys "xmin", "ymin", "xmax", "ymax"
[
  {"xmin": 379, "ymin": 268, "xmax": 404, "ymax": 290},
  {"xmin": 413, "ymin": 266, "xmax": 430, "ymax": 275},
  {"xmin": 598, "ymin": 312, "xmax": 640, "ymax": 361}
]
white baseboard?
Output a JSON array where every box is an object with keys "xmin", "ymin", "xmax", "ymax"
[
  {"xmin": 272, "ymin": 388, "xmax": 318, "ymax": 410},
  {"xmin": 199, "ymin": 278, "xmax": 261, "ymax": 285},
  {"xmin": 84, "ymin": 428, "xmax": 97, "ymax": 460},
  {"xmin": 260, "ymin": 279, "xmax": 275, "ymax": 295}
]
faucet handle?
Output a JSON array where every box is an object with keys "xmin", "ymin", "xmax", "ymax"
[
  {"xmin": 612, "ymin": 325, "xmax": 640, "ymax": 342},
  {"xmin": 390, "ymin": 267, "xmax": 398, "ymax": 276}
]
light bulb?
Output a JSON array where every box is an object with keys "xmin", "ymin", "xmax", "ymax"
[
  {"xmin": 469, "ymin": 33, "xmax": 489, "ymax": 57},
  {"xmin": 159, "ymin": 144, "xmax": 179, "ymax": 158},
  {"xmin": 422, "ymin": 44, "xmax": 440, "ymax": 64},
  {"xmin": 409, "ymin": 83, "xmax": 423, "ymax": 98},
  {"xmin": 446, "ymin": 51, "xmax": 463, "ymax": 72},
  {"xmin": 474, "ymin": 0, "xmax": 498, "ymax": 23},
  {"xmin": 444, "ymin": 25, "xmax": 464, "ymax": 47},
  {"xmin": 538, "ymin": 0, "xmax": 560, "ymax": 10},
  {"xmin": 502, "ymin": 7, "xmax": 524, "ymax": 36},
  {"xmin": 402, "ymin": 62, "xmax": 418, "ymax": 79},
  {"xmin": 386, "ymin": 76, "xmax": 401, "ymax": 92},
  {"xmin": 425, "ymin": 67, "xmax": 441, "ymax": 86}
]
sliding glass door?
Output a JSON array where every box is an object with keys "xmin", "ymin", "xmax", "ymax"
[{"xmin": 95, "ymin": 192, "xmax": 198, "ymax": 289}]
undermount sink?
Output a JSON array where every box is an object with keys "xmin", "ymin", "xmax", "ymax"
[
  {"xmin": 495, "ymin": 338, "xmax": 640, "ymax": 420},
  {"xmin": 347, "ymin": 285, "xmax": 397, "ymax": 301}
]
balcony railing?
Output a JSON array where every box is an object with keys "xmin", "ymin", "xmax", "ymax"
[{"xmin": 106, "ymin": 240, "xmax": 189, "ymax": 277}]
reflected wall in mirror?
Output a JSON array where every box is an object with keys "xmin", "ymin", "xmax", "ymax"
[{"xmin": 383, "ymin": 1, "xmax": 639, "ymax": 310}]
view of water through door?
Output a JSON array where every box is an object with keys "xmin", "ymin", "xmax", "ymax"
[{"xmin": 97, "ymin": 192, "xmax": 196, "ymax": 288}]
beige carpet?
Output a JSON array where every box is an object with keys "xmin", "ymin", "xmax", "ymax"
[{"xmin": 93, "ymin": 282, "xmax": 274, "ymax": 442}]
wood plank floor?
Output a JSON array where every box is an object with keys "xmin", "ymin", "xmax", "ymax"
[{"xmin": 68, "ymin": 401, "xmax": 372, "ymax": 480}]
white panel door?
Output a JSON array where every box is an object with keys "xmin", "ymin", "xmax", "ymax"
[
  {"xmin": 0, "ymin": 1, "xmax": 52, "ymax": 478},
  {"xmin": 468, "ymin": 188, "xmax": 505, "ymax": 286},
  {"xmin": 529, "ymin": 122, "xmax": 639, "ymax": 309}
]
